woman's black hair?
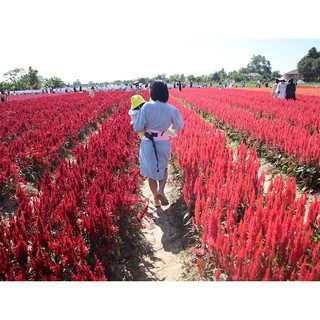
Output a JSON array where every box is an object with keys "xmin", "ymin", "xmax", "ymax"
[{"xmin": 150, "ymin": 80, "xmax": 169, "ymax": 102}]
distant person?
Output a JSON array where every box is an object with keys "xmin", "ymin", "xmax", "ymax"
[
  {"xmin": 1, "ymin": 90, "xmax": 8, "ymax": 102},
  {"xmin": 190, "ymin": 80, "xmax": 193, "ymax": 88},
  {"xmin": 177, "ymin": 81, "xmax": 182, "ymax": 92},
  {"xmin": 285, "ymin": 78, "xmax": 296, "ymax": 100},
  {"xmin": 277, "ymin": 78, "xmax": 287, "ymax": 99},
  {"xmin": 271, "ymin": 79, "xmax": 280, "ymax": 98},
  {"xmin": 89, "ymin": 86, "xmax": 95, "ymax": 98},
  {"xmin": 241, "ymin": 81, "xmax": 245, "ymax": 87},
  {"xmin": 124, "ymin": 83, "xmax": 131, "ymax": 91},
  {"xmin": 133, "ymin": 81, "xmax": 141, "ymax": 92}
]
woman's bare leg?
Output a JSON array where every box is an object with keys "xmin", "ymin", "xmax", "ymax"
[
  {"xmin": 148, "ymin": 178, "xmax": 158, "ymax": 198},
  {"xmin": 149, "ymin": 178, "xmax": 161, "ymax": 207},
  {"xmin": 157, "ymin": 168, "xmax": 168, "ymax": 195},
  {"xmin": 156, "ymin": 169, "xmax": 169, "ymax": 205}
]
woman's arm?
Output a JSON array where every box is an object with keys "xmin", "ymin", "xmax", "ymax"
[{"xmin": 171, "ymin": 108, "xmax": 184, "ymax": 132}]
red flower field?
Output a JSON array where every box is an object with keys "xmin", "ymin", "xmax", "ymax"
[{"xmin": 0, "ymin": 88, "xmax": 319, "ymax": 280}]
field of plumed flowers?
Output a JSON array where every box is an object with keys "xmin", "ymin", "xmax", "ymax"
[{"xmin": 0, "ymin": 85, "xmax": 319, "ymax": 280}]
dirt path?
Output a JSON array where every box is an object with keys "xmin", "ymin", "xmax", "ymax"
[{"xmin": 134, "ymin": 166, "xmax": 189, "ymax": 281}]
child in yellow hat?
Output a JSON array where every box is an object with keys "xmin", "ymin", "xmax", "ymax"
[
  {"xmin": 129, "ymin": 95, "xmax": 147, "ymax": 138},
  {"xmin": 129, "ymin": 94, "xmax": 177, "ymax": 139}
]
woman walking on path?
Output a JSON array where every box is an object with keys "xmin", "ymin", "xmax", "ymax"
[{"xmin": 133, "ymin": 80, "xmax": 184, "ymax": 208}]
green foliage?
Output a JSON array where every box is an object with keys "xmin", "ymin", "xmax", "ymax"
[
  {"xmin": 247, "ymin": 54, "xmax": 272, "ymax": 75},
  {"xmin": 270, "ymin": 70, "xmax": 282, "ymax": 80},
  {"xmin": 3, "ymin": 68, "xmax": 26, "ymax": 90},
  {"xmin": 195, "ymin": 75, "xmax": 204, "ymax": 83},
  {"xmin": 43, "ymin": 76, "xmax": 65, "ymax": 89},
  {"xmin": 228, "ymin": 70, "xmax": 246, "ymax": 82},
  {"xmin": 169, "ymin": 73, "xmax": 182, "ymax": 82},
  {"xmin": 298, "ymin": 47, "xmax": 320, "ymax": 82},
  {"xmin": 0, "ymin": 81, "xmax": 9, "ymax": 91},
  {"xmin": 3, "ymin": 66, "xmax": 42, "ymax": 90},
  {"xmin": 168, "ymin": 74, "xmax": 177, "ymax": 83},
  {"xmin": 209, "ymin": 68, "xmax": 228, "ymax": 83},
  {"xmin": 187, "ymin": 74, "xmax": 196, "ymax": 82},
  {"xmin": 27, "ymin": 66, "xmax": 41, "ymax": 89},
  {"xmin": 73, "ymin": 79, "xmax": 82, "ymax": 86}
]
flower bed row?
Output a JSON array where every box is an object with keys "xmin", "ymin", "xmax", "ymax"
[
  {"xmin": 0, "ymin": 94, "xmax": 144, "ymax": 280},
  {"xmin": 0, "ymin": 92, "xmax": 129, "ymax": 198},
  {"xmin": 169, "ymin": 96, "xmax": 320, "ymax": 280},
  {"xmin": 171, "ymin": 89, "xmax": 320, "ymax": 191},
  {"xmin": 186, "ymin": 88, "xmax": 320, "ymax": 132}
]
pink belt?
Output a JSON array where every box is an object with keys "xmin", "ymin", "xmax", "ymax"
[{"xmin": 141, "ymin": 129, "xmax": 169, "ymax": 141}]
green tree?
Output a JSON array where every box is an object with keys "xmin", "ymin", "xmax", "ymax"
[
  {"xmin": 228, "ymin": 70, "xmax": 246, "ymax": 82},
  {"xmin": 270, "ymin": 70, "xmax": 282, "ymax": 80},
  {"xmin": 27, "ymin": 66, "xmax": 41, "ymax": 89},
  {"xmin": 135, "ymin": 77, "xmax": 150, "ymax": 85},
  {"xmin": 3, "ymin": 66, "xmax": 42, "ymax": 90},
  {"xmin": 20, "ymin": 74, "xmax": 32, "ymax": 89},
  {"xmin": 73, "ymin": 79, "xmax": 82, "ymax": 87},
  {"xmin": 208, "ymin": 72, "xmax": 221, "ymax": 83},
  {"xmin": 306, "ymin": 47, "xmax": 320, "ymax": 59},
  {"xmin": 218, "ymin": 68, "xmax": 227, "ymax": 82},
  {"xmin": 149, "ymin": 74, "xmax": 167, "ymax": 83},
  {"xmin": 0, "ymin": 81, "xmax": 10, "ymax": 91},
  {"xmin": 169, "ymin": 74, "xmax": 180, "ymax": 83},
  {"xmin": 3, "ymin": 68, "xmax": 27, "ymax": 90},
  {"xmin": 187, "ymin": 74, "xmax": 196, "ymax": 82},
  {"xmin": 247, "ymin": 54, "xmax": 272, "ymax": 78},
  {"xmin": 195, "ymin": 75, "xmax": 205, "ymax": 83},
  {"xmin": 298, "ymin": 47, "xmax": 320, "ymax": 81},
  {"xmin": 43, "ymin": 77, "xmax": 65, "ymax": 89}
]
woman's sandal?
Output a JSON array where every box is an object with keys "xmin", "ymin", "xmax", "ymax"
[{"xmin": 156, "ymin": 193, "xmax": 169, "ymax": 206}]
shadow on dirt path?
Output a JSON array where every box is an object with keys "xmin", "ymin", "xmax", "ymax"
[{"xmin": 132, "ymin": 165, "xmax": 191, "ymax": 281}]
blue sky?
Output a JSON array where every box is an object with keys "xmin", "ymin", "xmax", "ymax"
[
  {"xmin": 235, "ymin": 39, "xmax": 320, "ymax": 74},
  {"xmin": 2, "ymin": 37, "xmax": 318, "ymax": 84},
  {"xmin": 159, "ymin": 38, "xmax": 320, "ymax": 78},
  {"xmin": 1, "ymin": 0, "xmax": 319, "ymax": 84}
]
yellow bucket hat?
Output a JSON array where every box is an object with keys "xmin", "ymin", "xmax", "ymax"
[{"xmin": 131, "ymin": 95, "xmax": 146, "ymax": 110}]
